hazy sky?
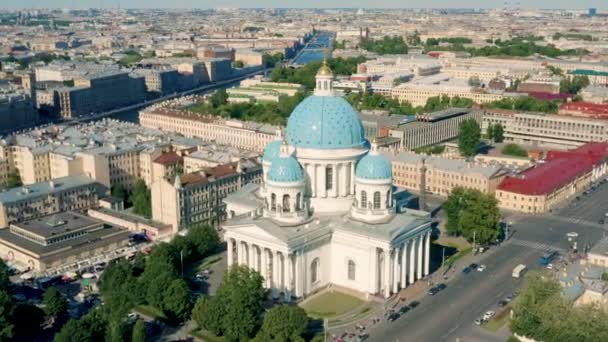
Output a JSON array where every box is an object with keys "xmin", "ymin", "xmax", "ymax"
[{"xmin": 1, "ymin": 0, "xmax": 606, "ymax": 10}]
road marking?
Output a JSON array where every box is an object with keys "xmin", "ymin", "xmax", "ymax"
[
  {"xmin": 543, "ymin": 215, "xmax": 605, "ymax": 229},
  {"xmin": 510, "ymin": 238, "xmax": 565, "ymax": 254}
]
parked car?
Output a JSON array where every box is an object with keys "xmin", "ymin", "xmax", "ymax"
[
  {"xmin": 387, "ymin": 312, "xmax": 400, "ymax": 322},
  {"xmin": 483, "ymin": 310, "xmax": 496, "ymax": 321},
  {"xmin": 428, "ymin": 287, "xmax": 439, "ymax": 296},
  {"xmin": 436, "ymin": 283, "xmax": 447, "ymax": 290},
  {"xmin": 498, "ymin": 300, "xmax": 508, "ymax": 307},
  {"xmin": 474, "ymin": 318, "xmax": 484, "ymax": 325},
  {"xmin": 399, "ymin": 306, "xmax": 410, "ymax": 314},
  {"xmin": 477, "ymin": 264, "xmax": 486, "ymax": 272},
  {"xmin": 462, "ymin": 266, "xmax": 472, "ymax": 274},
  {"xmin": 469, "ymin": 263, "xmax": 478, "ymax": 269},
  {"xmin": 408, "ymin": 301, "xmax": 420, "ymax": 309}
]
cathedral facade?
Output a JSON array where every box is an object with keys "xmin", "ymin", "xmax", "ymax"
[{"xmin": 222, "ymin": 62, "xmax": 432, "ymax": 300}]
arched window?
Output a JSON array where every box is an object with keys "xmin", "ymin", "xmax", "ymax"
[
  {"xmin": 296, "ymin": 193, "xmax": 301, "ymax": 211},
  {"xmin": 348, "ymin": 260, "xmax": 356, "ymax": 280},
  {"xmin": 325, "ymin": 166, "xmax": 333, "ymax": 190},
  {"xmin": 361, "ymin": 191, "xmax": 367, "ymax": 208},
  {"xmin": 282, "ymin": 194, "xmax": 290, "ymax": 212},
  {"xmin": 311, "ymin": 258, "xmax": 320, "ymax": 284},
  {"xmin": 271, "ymin": 193, "xmax": 276, "ymax": 211},
  {"xmin": 373, "ymin": 191, "xmax": 381, "ymax": 209},
  {"xmin": 386, "ymin": 190, "xmax": 391, "ymax": 208}
]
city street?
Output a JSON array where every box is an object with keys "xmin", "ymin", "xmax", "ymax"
[{"xmin": 370, "ymin": 180, "xmax": 608, "ymax": 342}]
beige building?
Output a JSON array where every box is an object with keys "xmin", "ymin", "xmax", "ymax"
[
  {"xmin": 0, "ymin": 175, "xmax": 108, "ymax": 228},
  {"xmin": 391, "ymin": 82, "xmax": 510, "ymax": 107},
  {"xmin": 384, "ymin": 151, "xmax": 507, "ymax": 197},
  {"xmin": 483, "ymin": 109, "xmax": 608, "ymax": 148},
  {"xmin": 151, "ymin": 159, "xmax": 262, "ymax": 231},
  {"xmin": 388, "ymin": 108, "xmax": 484, "ymax": 150},
  {"xmin": 0, "ymin": 211, "xmax": 130, "ymax": 272},
  {"xmin": 496, "ymin": 143, "xmax": 608, "ymax": 214},
  {"xmin": 140, "ymin": 107, "xmax": 279, "ymax": 152}
]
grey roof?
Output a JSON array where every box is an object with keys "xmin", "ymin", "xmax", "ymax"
[
  {"xmin": 0, "ymin": 176, "xmax": 102, "ymax": 205},
  {"xmin": 12, "ymin": 212, "xmax": 99, "ymax": 239},
  {"xmin": 383, "ymin": 151, "xmax": 506, "ymax": 179}
]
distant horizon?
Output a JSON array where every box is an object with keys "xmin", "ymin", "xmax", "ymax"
[{"xmin": 2, "ymin": 1, "xmax": 606, "ymax": 10}]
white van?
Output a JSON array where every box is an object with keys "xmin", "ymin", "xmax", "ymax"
[{"xmin": 512, "ymin": 264, "xmax": 527, "ymax": 278}]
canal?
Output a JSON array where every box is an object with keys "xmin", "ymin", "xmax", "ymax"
[{"xmin": 292, "ymin": 31, "xmax": 334, "ymax": 65}]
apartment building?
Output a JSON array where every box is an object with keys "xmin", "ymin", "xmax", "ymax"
[
  {"xmin": 139, "ymin": 107, "xmax": 279, "ymax": 152},
  {"xmin": 0, "ymin": 85, "xmax": 39, "ymax": 132},
  {"xmin": 384, "ymin": 151, "xmax": 507, "ymax": 197},
  {"xmin": 0, "ymin": 211, "xmax": 130, "ymax": 272},
  {"xmin": 483, "ymin": 109, "xmax": 608, "ymax": 148},
  {"xmin": 388, "ymin": 108, "xmax": 484, "ymax": 150},
  {"xmin": 496, "ymin": 142, "xmax": 608, "ymax": 214},
  {"xmin": 391, "ymin": 81, "xmax": 511, "ymax": 107},
  {"xmin": 358, "ymin": 56, "xmax": 442, "ymax": 76},
  {"xmin": 151, "ymin": 159, "xmax": 262, "ymax": 231},
  {"xmin": 0, "ymin": 175, "xmax": 108, "ymax": 227}
]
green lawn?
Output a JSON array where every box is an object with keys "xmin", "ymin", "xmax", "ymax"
[
  {"xmin": 483, "ymin": 308, "xmax": 511, "ymax": 332},
  {"xmin": 191, "ymin": 328, "xmax": 224, "ymax": 342},
  {"xmin": 300, "ymin": 291, "xmax": 366, "ymax": 319},
  {"xmin": 134, "ymin": 305, "xmax": 167, "ymax": 320}
]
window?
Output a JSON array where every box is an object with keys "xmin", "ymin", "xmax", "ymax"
[
  {"xmin": 348, "ymin": 260, "xmax": 356, "ymax": 280},
  {"xmin": 271, "ymin": 193, "xmax": 276, "ymax": 211},
  {"xmin": 373, "ymin": 191, "xmax": 381, "ymax": 209},
  {"xmin": 282, "ymin": 194, "xmax": 290, "ymax": 212},
  {"xmin": 311, "ymin": 258, "xmax": 320, "ymax": 284},
  {"xmin": 361, "ymin": 191, "xmax": 367, "ymax": 208},
  {"xmin": 296, "ymin": 193, "xmax": 301, "ymax": 211},
  {"xmin": 326, "ymin": 167, "xmax": 333, "ymax": 190},
  {"xmin": 386, "ymin": 190, "xmax": 391, "ymax": 208}
]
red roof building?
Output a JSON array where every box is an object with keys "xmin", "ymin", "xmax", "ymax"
[
  {"xmin": 559, "ymin": 102, "xmax": 608, "ymax": 118},
  {"xmin": 496, "ymin": 142, "xmax": 608, "ymax": 213}
]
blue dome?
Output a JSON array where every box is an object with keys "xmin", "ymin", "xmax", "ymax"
[
  {"xmin": 263, "ymin": 140, "xmax": 281, "ymax": 161},
  {"xmin": 268, "ymin": 155, "xmax": 304, "ymax": 182},
  {"xmin": 356, "ymin": 154, "xmax": 392, "ymax": 180},
  {"xmin": 286, "ymin": 96, "xmax": 365, "ymax": 149}
]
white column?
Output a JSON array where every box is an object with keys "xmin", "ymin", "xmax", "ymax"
[
  {"xmin": 401, "ymin": 242, "xmax": 407, "ymax": 287},
  {"xmin": 295, "ymin": 251, "xmax": 303, "ymax": 297},
  {"xmin": 272, "ymin": 250, "xmax": 280, "ymax": 298},
  {"xmin": 409, "ymin": 238, "xmax": 416, "ymax": 284},
  {"xmin": 249, "ymin": 244, "xmax": 256, "ymax": 270},
  {"xmin": 417, "ymin": 235, "xmax": 423, "ymax": 279},
  {"xmin": 392, "ymin": 248, "xmax": 399, "ymax": 293},
  {"xmin": 285, "ymin": 253, "xmax": 293, "ymax": 302},
  {"xmin": 383, "ymin": 249, "xmax": 390, "ymax": 298},
  {"xmin": 227, "ymin": 238, "xmax": 234, "ymax": 266},
  {"xmin": 261, "ymin": 248, "xmax": 268, "ymax": 287},
  {"xmin": 369, "ymin": 248, "xmax": 378, "ymax": 294},
  {"xmin": 235, "ymin": 240, "xmax": 242, "ymax": 265},
  {"xmin": 332, "ymin": 164, "xmax": 338, "ymax": 197},
  {"xmin": 340, "ymin": 163, "xmax": 348, "ymax": 197},
  {"xmin": 424, "ymin": 232, "xmax": 431, "ymax": 276},
  {"xmin": 320, "ymin": 166, "xmax": 327, "ymax": 198},
  {"xmin": 350, "ymin": 162, "xmax": 355, "ymax": 195}
]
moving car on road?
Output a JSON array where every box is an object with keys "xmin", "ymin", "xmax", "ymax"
[{"xmin": 512, "ymin": 264, "xmax": 527, "ymax": 278}]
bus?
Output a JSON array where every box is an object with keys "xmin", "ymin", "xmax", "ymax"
[
  {"xmin": 512, "ymin": 264, "xmax": 527, "ymax": 278},
  {"xmin": 538, "ymin": 250, "xmax": 558, "ymax": 266}
]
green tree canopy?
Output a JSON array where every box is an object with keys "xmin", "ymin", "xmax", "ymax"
[
  {"xmin": 132, "ymin": 179, "xmax": 152, "ymax": 218},
  {"xmin": 187, "ymin": 224, "xmax": 220, "ymax": 258},
  {"xmin": 502, "ymin": 143, "xmax": 528, "ymax": 157},
  {"xmin": 11, "ymin": 303, "xmax": 44, "ymax": 340},
  {"xmin": 360, "ymin": 35, "xmax": 408, "ymax": 55},
  {"xmin": 443, "ymin": 187, "xmax": 501, "ymax": 245},
  {"xmin": 161, "ymin": 279, "xmax": 192, "ymax": 322},
  {"xmin": 132, "ymin": 319, "xmax": 146, "ymax": 342},
  {"xmin": 54, "ymin": 309, "xmax": 107, "ymax": 342},
  {"xmin": 43, "ymin": 287, "xmax": 68, "ymax": 319},
  {"xmin": 560, "ymin": 75, "xmax": 590, "ymax": 94},
  {"xmin": 210, "ymin": 89, "xmax": 229, "ymax": 108},
  {"xmin": 0, "ymin": 290, "xmax": 14, "ymax": 340},
  {"xmin": 256, "ymin": 305, "xmax": 309, "ymax": 342},
  {"xmin": 458, "ymin": 119, "xmax": 481, "ymax": 157},
  {"xmin": 492, "ymin": 124, "xmax": 504, "ymax": 143}
]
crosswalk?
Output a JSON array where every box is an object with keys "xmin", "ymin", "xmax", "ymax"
[
  {"xmin": 509, "ymin": 238, "xmax": 566, "ymax": 254},
  {"xmin": 544, "ymin": 215, "xmax": 605, "ymax": 229}
]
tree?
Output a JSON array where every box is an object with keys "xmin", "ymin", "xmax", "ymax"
[
  {"xmin": 5, "ymin": 170, "xmax": 22, "ymax": 189},
  {"xmin": 210, "ymin": 89, "xmax": 229, "ymax": 108},
  {"xmin": 162, "ymin": 279, "xmax": 192, "ymax": 322},
  {"xmin": 132, "ymin": 319, "xmax": 146, "ymax": 342},
  {"xmin": 54, "ymin": 309, "xmax": 107, "ymax": 342},
  {"xmin": 233, "ymin": 60, "xmax": 245, "ymax": 68},
  {"xmin": 492, "ymin": 124, "xmax": 504, "ymax": 143},
  {"xmin": 360, "ymin": 36, "xmax": 408, "ymax": 55},
  {"xmin": 486, "ymin": 124, "xmax": 494, "ymax": 140},
  {"xmin": 187, "ymin": 224, "xmax": 220, "ymax": 258},
  {"xmin": 560, "ymin": 75, "xmax": 590, "ymax": 94},
  {"xmin": 0, "ymin": 290, "xmax": 14, "ymax": 340},
  {"xmin": 458, "ymin": 119, "xmax": 481, "ymax": 157},
  {"xmin": 110, "ymin": 184, "xmax": 128, "ymax": 202},
  {"xmin": 43, "ymin": 287, "xmax": 68, "ymax": 319},
  {"xmin": 0, "ymin": 260, "xmax": 10, "ymax": 291},
  {"xmin": 443, "ymin": 187, "xmax": 501, "ymax": 244},
  {"xmin": 195, "ymin": 266, "xmax": 265, "ymax": 340},
  {"xmin": 256, "ymin": 305, "xmax": 309, "ymax": 342},
  {"xmin": 502, "ymin": 143, "xmax": 528, "ymax": 157},
  {"xmin": 131, "ymin": 180, "xmax": 152, "ymax": 218}
]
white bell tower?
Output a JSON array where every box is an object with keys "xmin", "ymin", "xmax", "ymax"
[{"xmin": 314, "ymin": 59, "xmax": 334, "ymax": 96}]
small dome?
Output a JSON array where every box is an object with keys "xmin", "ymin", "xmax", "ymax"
[
  {"xmin": 317, "ymin": 60, "xmax": 333, "ymax": 76},
  {"xmin": 263, "ymin": 140, "xmax": 281, "ymax": 161},
  {"xmin": 268, "ymin": 155, "xmax": 304, "ymax": 182},
  {"xmin": 286, "ymin": 96, "xmax": 365, "ymax": 149},
  {"xmin": 356, "ymin": 153, "xmax": 392, "ymax": 180}
]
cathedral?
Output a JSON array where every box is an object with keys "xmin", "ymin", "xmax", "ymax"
[{"xmin": 222, "ymin": 61, "xmax": 432, "ymax": 301}]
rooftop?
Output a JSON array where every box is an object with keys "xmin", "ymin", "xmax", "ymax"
[
  {"xmin": 12, "ymin": 212, "xmax": 98, "ymax": 239},
  {"xmin": 0, "ymin": 176, "xmax": 104, "ymax": 204}
]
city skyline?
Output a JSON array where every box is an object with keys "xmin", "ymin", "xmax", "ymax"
[{"xmin": 3, "ymin": 0, "xmax": 607, "ymax": 10}]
